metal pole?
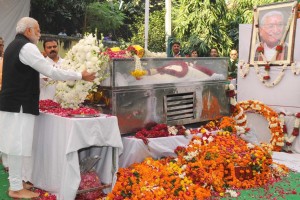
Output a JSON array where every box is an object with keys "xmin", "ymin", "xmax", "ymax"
[
  {"xmin": 165, "ymin": 0, "xmax": 172, "ymax": 56},
  {"xmin": 144, "ymin": 0, "xmax": 150, "ymax": 50}
]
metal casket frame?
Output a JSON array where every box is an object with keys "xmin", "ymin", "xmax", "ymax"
[{"xmin": 91, "ymin": 57, "xmax": 230, "ymax": 134}]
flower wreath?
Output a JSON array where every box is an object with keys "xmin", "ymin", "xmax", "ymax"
[
  {"xmin": 236, "ymin": 100, "xmax": 284, "ymax": 152},
  {"xmin": 226, "ymin": 83, "xmax": 284, "ymax": 151}
]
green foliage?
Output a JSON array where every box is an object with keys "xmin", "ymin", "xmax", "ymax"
[
  {"xmin": 130, "ymin": 10, "xmax": 166, "ymax": 52},
  {"xmin": 30, "ymin": 0, "xmax": 91, "ymax": 34},
  {"xmin": 86, "ymin": 1, "xmax": 126, "ymax": 34},
  {"xmin": 172, "ymin": 0, "xmax": 286, "ymax": 56}
]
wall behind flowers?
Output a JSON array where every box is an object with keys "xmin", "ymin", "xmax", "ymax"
[
  {"xmin": 237, "ymin": 20, "xmax": 300, "ymax": 114},
  {"xmin": 237, "ymin": 20, "xmax": 300, "ymax": 153}
]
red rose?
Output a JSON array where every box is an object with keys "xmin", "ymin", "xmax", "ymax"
[
  {"xmin": 226, "ymin": 90, "xmax": 236, "ymax": 97},
  {"xmin": 127, "ymin": 46, "xmax": 138, "ymax": 55},
  {"xmin": 283, "ymin": 125, "xmax": 287, "ymax": 133},
  {"xmin": 256, "ymin": 46, "xmax": 264, "ymax": 53},
  {"xmin": 276, "ymin": 45, "xmax": 283, "ymax": 53},
  {"xmin": 263, "ymin": 75, "xmax": 270, "ymax": 80},
  {"xmin": 286, "ymin": 142, "xmax": 292, "ymax": 146},
  {"xmin": 295, "ymin": 113, "xmax": 300, "ymax": 118},
  {"xmin": 292, "ymin": 128, "xmax": 299, "ymax": 136},
  {"xmin": 264, "ymin": 64, "xmax": 270, "ymax": 71}
]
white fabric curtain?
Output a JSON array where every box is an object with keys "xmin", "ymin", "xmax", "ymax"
[{"xmin": 0, "ymin": 0, "xmax": 31, "ymax": 49}]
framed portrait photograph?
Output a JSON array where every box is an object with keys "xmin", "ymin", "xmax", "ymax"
[{"xmin": 249, "ymin": 1, "xmax": 298, "ymax": 65}]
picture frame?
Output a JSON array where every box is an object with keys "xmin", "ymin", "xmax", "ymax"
[{"xmin": 249, "ymin": 1, "xmax": 298, "ymax": 65}]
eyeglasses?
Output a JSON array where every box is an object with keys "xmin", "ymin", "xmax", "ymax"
[{"xmin": 262, "ymin": 24, "xmax": 284, "ymax": 29}]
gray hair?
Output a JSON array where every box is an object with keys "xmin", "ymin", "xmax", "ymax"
[
  {"xmin": 16, "ymin": 17, "xmax": 38, "ymax": 34},
  {"xmin": 260, "ymin": 10, "xmax": 284, "ymax": 25}
]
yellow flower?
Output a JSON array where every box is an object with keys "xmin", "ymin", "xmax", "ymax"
[
  {"xmin": 132, "ymin": 45, "xmax": 145, "ymax": 58},
  {"xmin": 131, "ymin": 69, "xmax": 147, "ymax": 79}
]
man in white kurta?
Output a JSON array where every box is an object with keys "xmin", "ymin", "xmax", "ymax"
[
  {"xmin": 0, "ymin": 17, "xmax": 95, "ymax": 199},
  {"xmin": 40, "ymin": 39, "xmax": 64, "ymax": 100}
]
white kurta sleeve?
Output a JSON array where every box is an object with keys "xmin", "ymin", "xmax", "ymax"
[{"xmin": 19, "ymin": 43, "xmax": 82, "ymax": 81}]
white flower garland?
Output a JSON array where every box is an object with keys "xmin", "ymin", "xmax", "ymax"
[
  {"xmin": 253, "ymin": 63, "xmax": 288, "ymax": 87},
  {"xmin": 291, "ymin": 62, "xmax": 300, "ymax": 75},
  {"xmin": 238, "ymin": 60, "xmax": 250, "ymax": 78},
  {"xmin": 225, "ymin": 83, "xmax": 248, "ymax": 135},
  {"xmin": 55, "ymin": 34, "xmax": 110, "ymax": 108},
  {"xmin": 278, "ymin": 112, "xmax": 300, "ymax": 152}
]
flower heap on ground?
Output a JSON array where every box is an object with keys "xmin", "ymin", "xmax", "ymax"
[
  {"xmin": 239, "ymin": 2, "xmax": 299, "ymax": 87},
  {"xmin": 55, "ymin": 34, "xmax": 110, "ymax": 109},
  {"xmin": 135, "ymin": 123, "xmax": 193, "ymax": 145},
  {"xmin": 108, "ymin": 126, "xmax": 289, "ymax": 200},
  {"xmin": 226, "ymin": 83, "xmax": 284, "ymax": 151}
]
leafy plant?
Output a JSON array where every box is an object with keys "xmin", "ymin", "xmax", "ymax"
[
  {"xmin": 86, "ymin": 1, "xmax": 126, "ymax": 34},
  {"xmin": 130, "ymin": 10, "xmax": 166, "ymax": 52}
]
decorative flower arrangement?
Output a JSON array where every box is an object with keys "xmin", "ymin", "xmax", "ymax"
[
  {"xmin": 279, "ymin": 112, "xmax": 300, "ymax": 152},
  {"xmin": 236, "ymin": 100, "xmax": 284, "ymax": 151},
  {"xmin": 253, "ymin": 63, "xmax": 288, "ymax": 87},
  {"xmin": 55, "ymin": 34, "xmax": 110, "ymax": 109},
  {"xmin": 105, "ymin": 47, "xmax": 128, "ymax": 59},
  {"xmin": 127, "ymin": 45, "xmax": 144, "ymax": 58},
  {"xmin": 225, "ymin": 83, "xmax": 250, "ymax": 135},
  {"xmin": 107, "ymin": 130, "xmax": 289, "ymax": 199},
  {"xmin": 130, "ymin": 55, "xmax": 147, "ymax": 80},
  {"xmin": 238, "ymin": 60, "xmax": 250, "ymax": 78}
]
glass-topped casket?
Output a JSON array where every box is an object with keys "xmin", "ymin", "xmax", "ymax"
[{"xmin": 88, "ymin": 57, "xmax": 230, "ymax": 134}]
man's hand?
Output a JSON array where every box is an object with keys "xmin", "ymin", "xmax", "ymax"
[{"xmin": 81, "ymin": 69, "xmax": 96, "ymax": 82}]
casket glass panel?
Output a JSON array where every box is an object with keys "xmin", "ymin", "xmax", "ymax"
[{"xmin": 101, "ymin": 57, "xmax": 228, "ymax": 87}]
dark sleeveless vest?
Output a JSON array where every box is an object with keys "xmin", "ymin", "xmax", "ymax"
[{"xmin": 0, "ymin": 34, "xmax": 40, "ymax": 115}]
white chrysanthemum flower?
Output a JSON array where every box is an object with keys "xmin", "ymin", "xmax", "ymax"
[{"xmin": 55, "ymin": 33, "xmax": 110, "ymax": 108}]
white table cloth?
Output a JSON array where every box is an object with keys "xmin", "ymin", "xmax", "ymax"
[
  {"xmin": 24, "ymin": 112, "xmax": 123, "ymax": 200},
  {"xmin": 119, "ymin": 134, "xmax": 199, "ymax": 168}
]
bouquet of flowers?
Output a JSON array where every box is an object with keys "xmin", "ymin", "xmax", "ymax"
[{"xmin": 55, "ymin": 34, "xmax": 110, "ymax": 109}]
